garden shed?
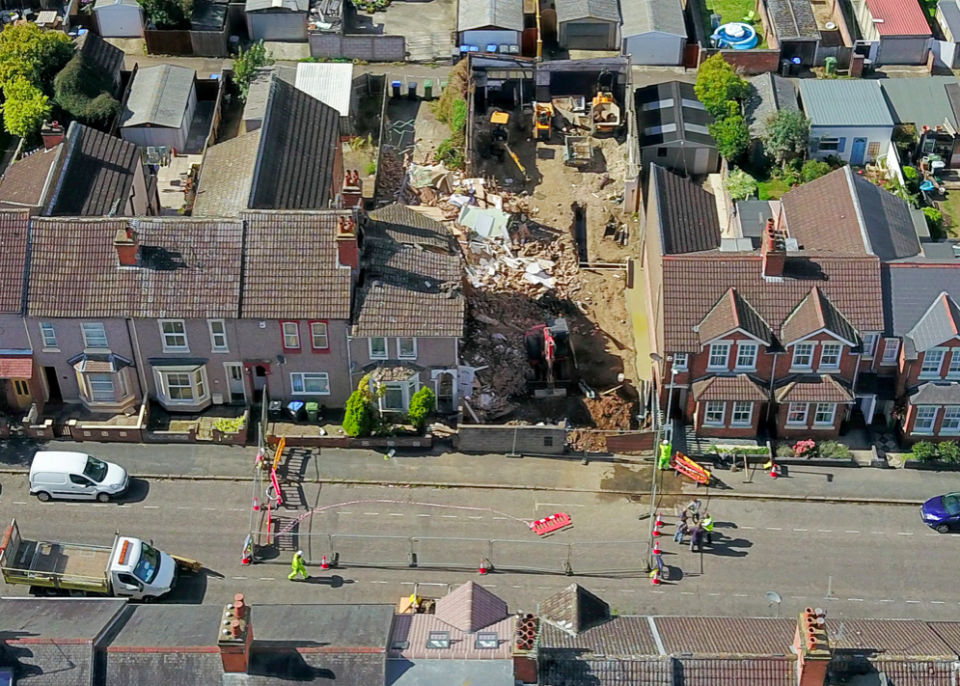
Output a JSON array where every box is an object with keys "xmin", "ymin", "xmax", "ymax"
[
  {"xmin": 620, "ymin": 0, "xmax": 685, "ymax": 65},
  {"xmin": 120, "ymin": 64, "xmax": 198, "ymax": 151},
  {"xmin": 93, "ymin": 0, "xmax": 144, "ymax": 37},
  {"xmin": 245, "ymin": 0, "xmax": 309, "ymax": 42},
  {"xmin": 634, "ymin": 80, "xmax": 718, "ymax": 176},
  {"xmin": 555, "ymin": 0, "xmax": 620, "ymax": 51}
]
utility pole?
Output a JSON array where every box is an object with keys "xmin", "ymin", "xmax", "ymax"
[{"xmin": 645, "ymin": 354, "xmax": 677, "ymax": 568}]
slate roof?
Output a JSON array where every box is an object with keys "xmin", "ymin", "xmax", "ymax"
[
  {"xmin": 538, "ymin": 584, "xmax": 611, "ymax": 636},
  {"xmin": 75, "ymin": 31, "xmax": 124, "ymax": 82},
  {"xmin": 883, "ymin": 265, "xmax": 960, "ymax": 337},
  {"xmin": 940, "ymin": 0, "xmax": 960, "ymax": 40},
  {"xmin": 677, "ymin": 658, "xmax": 796, "ymax": 686},
  {"xmin": 774, "ymin": 374, "xmax": 855, "ymax": 403},
  {"xmin": 555, "ymin": 0, "xmax": 619, "ymax": 24},
  {"xmin": 243, "ymin": 66, "xmax": 297, "ymax": 125},
  {"xmin": 766, "ymin": 0, "xmax": 819, "ymax": 40},
  {"xmin": 27, "ymin": 217, "xmax": 244, "ymax": 318},
  {"xmin": 353, "ymin": 205, "xmax": 464, "ymax": 338},
  {"xmin": 651, "ymin": 165, "xmax": 720, "ymax": 256},
  {"xmin": 909, "ymin": 381, "xmax": 960, "ymax": 405},
  {"xmin": 458, "ymin": 0, "xmax": 523, "ymax": 32},
  {"xmin": 881, "ymin": 77, "xmax": 960, "ymax": 129},
  {"xmin": 827, "ymin": 619, "xmax": 956, "ymax": 656},
  {"xmin": 780, "ymin": 168, "xmax": 868, "ymax": 255},
  {"xmin": 662, "ymin": 254, "xmax": 883, "ymax": 350},
  {"xmin": 540, "ymin": 658, "xmax": 673, "ymax": 686},
  {"xmin": 48, "ymin": 122, "xmax": 141, "ymax": 217},
  {"xmin": 241, "ymin": 211, "xmax": 353, "ymax": 320},
  {"xmin": 620, "ymin": 0, "xmax": 685, "ymax": 37},
  {"xmin": 863, "ymin": 0, "xmax": 931, "ymax": 36},
  {"xmin": 539, "ymin": 617, "xmax": 659, "ymax": 656},
  {"xmin": 691, "ymin": 374, "xmax": 768, "ymax": 402},
  {"xmin": 697, "ymin": 288, "xmax": 773, "ymax": 345},
  {"xmin": 0, "ymin": 146, "xmax": 60, "ymax": 209},
  {"xmin": 744, "ymin": 73, "xmax": 799, "ymax": 138},
  {"xmin": 906, "ymin": 292, "xmax": 960, "ymax": 352},
  {"xmin": 388, "ymin": 613, "xmax": 516, "ymax": 661},
  {"xmin": 246, "ymin": 0, "xmax": 307, "ymax": 12},
  {"xmin": 780, "ymin": 286, "xmax": 859, "ymax": 345},
  {"xmin": 386, "ymin": 659, "xmax": 516, "ymax": 686},
  {"xmin": 635, "ymin": 82, "xmax": 716, "ymax": 148},
  {"xmin": 192, "ymin": 130, "xmax": 261, "ymax": 217},
  {"xmin": 848, "ymin": 169, "xmax": 922, "ymax": 262},
  {"xmin": 798, "ymin": 80, "xmax": 894, "ymax": 127},
  {"xmin": 1, "ymin": 641, "xmax": 97, "ymax": 686},
  {"xmin": 250, "ymin": 77, "xmax": 339, "ymax": 211},
  {"xmin": 434, "ymin": 581, "xmax": 508, "ymax": 632},
  {"xmin": 121, "ymin": 64, "xmax": 195, "ymax": 129}
]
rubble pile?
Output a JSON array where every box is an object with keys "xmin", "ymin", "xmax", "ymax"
[{"xmin": 566, "ymin": 393, "xmax": 636, "ymax": 453}]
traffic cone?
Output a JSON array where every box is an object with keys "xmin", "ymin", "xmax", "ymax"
[
  {"xmin": 770, "ymin": 464, "xmax": 780, "ymax": 479},
  {"xmin": 241, "ymin": 549, "xmax": 251, "ymax": 565},
  {"xmin": 320, "ymin": 555, "xmax": 330, "ymax": 570},
  {"xmin": 653, "ymin": 512, "xmax": 663, "ymax": 537},
  {"xmin": 479, "ymin": 558, "xmax": 491, "ymax": 575},
  {"xmin": 253, "ymin": 496, "xmax": 260, "ymax": 512},
  {"xmin": 652, "ymin": 540, "xmax": 661, "ymax": 556},
  {"xmin": 650, "ymin": 568, "xmax": 660, "ymax": 585}
]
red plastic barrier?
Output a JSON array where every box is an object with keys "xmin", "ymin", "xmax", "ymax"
[{"xmin": 530, "ymin": 513, "xmax": 572, "ymax": 536}]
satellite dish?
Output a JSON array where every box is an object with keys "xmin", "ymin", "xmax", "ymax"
[{"xmin": 767, "ymin": 591, "xmax": 782, "ymax": 618}]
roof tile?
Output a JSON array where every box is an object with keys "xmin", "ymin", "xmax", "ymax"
[
  {"xmin": 0, "ymin": 210, "xmax": 30, "ymax": 314},
  {"xmin": 652, "ymin": 165, "xmax": 720, "ymax": 255},
  {"xmin": 774, "ymin": 374, "xmax": 854, "ymax": 403},
  {"xmin": 434, "ymin": 580, "xmax": 509, "ymax": 632},
  {"xmin": 691, "ymin": 374, "xmax": 768, "ymax": 402},
  {"xmin": 781, "ymin": 168, "xmax": 867, "ymax": 255}
]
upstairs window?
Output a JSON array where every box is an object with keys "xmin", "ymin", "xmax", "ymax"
[
  {"xmin": 160, "ymin": 320, "xmax": 188, "ymax": 352},
  {"xmin": 81, "ymin": 322, "xmax": 108, "ymax": 349},
  {"xmin": 791, "ymin": 343, "xmax": 814, "ymax": 370},
  {"xmin": 819, "ymin": 343, "xmax": 842, "ymax": 370},
  {"xmin": 282, "ymin": 322, "xmax": 300, "ymax": 350},
  {"xmin": 707, "ymin": 343, "xmax": 730, "ymax": 370},
  {"xmin": 735, "ymin": 343, "xmax": 758, "ymax": 370}
]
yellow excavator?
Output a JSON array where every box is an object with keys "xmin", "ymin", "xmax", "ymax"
[
  {"xmin": 490, "ymin": 111, "xmax": 529, "ymax": 182},
  {"xmin": 534, "ymin": 102, "xmax": 553, "ymax": 141}
]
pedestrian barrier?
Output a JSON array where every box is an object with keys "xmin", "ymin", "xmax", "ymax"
[{"xmin": 530, "ymin": 513, "xmax": 572, "ymax": 536}]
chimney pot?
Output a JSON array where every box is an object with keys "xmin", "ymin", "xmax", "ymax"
[
  {"xmin": 218, "ymin": 599, "xmax": 253, "ymax": 674},
  {"xmin": 40, "ymin": 120, "xmax": 66, "ymax": 150},
  {"xmin": 114, "ymin": 227, "xmax": 139, "ymax": 267}
]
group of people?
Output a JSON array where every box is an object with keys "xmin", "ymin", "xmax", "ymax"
[{"xmin": 672, "ymin": 498, "xmax": 714, "ymax": 552}]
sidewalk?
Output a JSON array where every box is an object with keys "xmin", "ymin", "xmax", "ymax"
[{"xmin": 1, "ymin": 440, "xmax": 956, "ymax": 504}]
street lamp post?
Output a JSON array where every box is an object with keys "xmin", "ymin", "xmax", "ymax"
[{"xmin": 645, "ymin": 355, "xmax": 677, "ymax": 568}]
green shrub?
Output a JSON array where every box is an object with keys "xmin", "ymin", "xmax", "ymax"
[
  {"xmin": 364, "ymin": 160, "xmax": 377, "ymax": 176},
  {"xmin": 775, "ymin": 443, "xmax": 795, "ymax": 458},
  {"xmin": 938, "ymin": 441, "xmax": 960, "ymax": 463},
  {"xmin": 214, "ymin": 416, "xmax": 245, "ymax": 433},
  {"xmin": 407, "ymin": 386, "xmax": 436, "ymax": 432},
  {"xmin": 923, "ymin": 207, "xmax": 944, "ymax": 237},
  {"xmin": 343, "ymin": 390, "xmax": 374, "ymax": 437},
  {"xmin": 694, "ymin": 54, "xmax": 748, "ymax": 119},
  {"xmin": 912, "ymin": 440, "xmax": 939, "ymax": 462},
  {"xmin": 450, "ymin": 99, "xmax": 468, "ymax": 134},
  {"xmin": 800, "ymin": 159, "xmax": 831, "ymax": 183},
  {"xmin": 817, "ymin": 441, "xmax": 851, "ymax": 460},
  {"xmin": 724, "ymin": 168, "xmax": 757, "ymax": 201}
]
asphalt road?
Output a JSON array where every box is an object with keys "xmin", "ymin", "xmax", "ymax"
[{"xmin": 0, "ymin": 476, "xmax": 954, "ymax": 619}]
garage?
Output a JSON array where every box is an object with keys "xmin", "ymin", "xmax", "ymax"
[
  {"xmin": 555, "ymin": 0, "xmax": 619, "ymax": 51},
  {"xmin": 245, "ymin": 0, "xmax": 309, "ymax": 42},
  {"xmin": 120, "ymin": 65, "xmax": 198, "ymax": 152},
  {"xmin": 93, "ymin": 0, "xmax": 144, "ymax": 37}
]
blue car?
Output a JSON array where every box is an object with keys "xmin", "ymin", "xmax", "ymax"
[{"xmin": 920, "ymin": 493, "xmax": 960, "ymax": 533}]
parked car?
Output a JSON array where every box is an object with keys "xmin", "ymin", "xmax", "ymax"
[
  {"xmin": 29, "ymin": 451, "xmax": 129, "ymax": 503},
  {"xmin": 920, "ymin": 492, "xmax": 960, "ymax": 533}
]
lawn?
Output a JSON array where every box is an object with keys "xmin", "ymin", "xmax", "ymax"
[
  {"xmin": 756, "ymin": 176, "xmax": 791, "ymax": 200},
  {"xmin": 937, "ymin": 189, "xmax": 960, "ymax": 238},
  {"xmin": 699, "ymin": 0, "xmax": 766, "ymax": 46}
]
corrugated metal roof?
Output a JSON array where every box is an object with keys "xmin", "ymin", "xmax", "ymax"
[
  {"xmin": 799, "ymin": 79, "xmax": 894, "ymax": 127},
  {"xmin": 863, "ymin": 0, "xmax": 932, "ymax": 36},
  {"xmin": 458, "ymin": 0, "xmax": 523, "ymax": 32},
  {"xmin": 555, "ymin": 0, "xmax": 620, "ymax": 24},
  {"xmin": 940, "ymin": 0, "xmax": 960, "ymax": 39},
  {"xmin": 294, "ymin": 62, "xmax": 354, "ymax": 116},
  {"xmin": 653, "ymin": 617, "xmax": 796, "ymax": 656},
  {"xmin": 621, "ymin": 0, "xmax": 685, "ymax": 37},
  {"xmin": 880, "ymin": 77, "xmax": 960, "ymax": 129},
  {"xmin": 121, "ymin": 64, "xmax": 195, "ymax": 129}
]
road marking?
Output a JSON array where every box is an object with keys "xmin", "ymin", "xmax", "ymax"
[
  {"xmin": 467, "ymin": 516, "xmax": 483, "ymax": 519},
  {"xmin": 389, "ymin": 513, "xmax": 404, "ymax": 517},
  {"xmin": 259, "ymin": 577, "xmax": 276, "ymax": 581},
  {"xmin": 681, "ymin": 592, "xmax": 694, "ymax": 595},
  {"xmin": 363, "ymin": 512, "xmax": 380, "ymax": 515},
  {"xmin": 442, "ymin": 515, "xmax": 458, "ymax": 518},
  {"xmin": 620, "ymin": 589, "xmax": 635, "ymax": 593},
  {"xmin": 741, "ymin": 526, "xmax": 756, "ymax": 530},
  {"xmin": 651, "ymin": 590, "xmax": 665, "ymax": 594},
  {"xmin": 93, "ymin": 504, "xmax": 108, "ymax": 508},
  {"xmin": 485, "ymin": 584, "xmax": 498, "ymax": 588},
  {"xmin": 511, "ymin": 585, "xmax": 523, "ymax": 589},
  {"xmin": 766, "ymin": 527, "xmax": 782, "ymax": 531},
  {"xmin": 12, "ymin": 501, "xmax": 26, "ymax": 505},
  {"xmin": 64, "ymin": 503, "xmax": 80, "ymax": 507},
  {"xmin": 339, "ymin": 512, "xmax": 353, "ymax": 515},
  {"xmin": 417, "ymin": 514, "xmax": 431, "ymax": 517},
  {"xmin": 178, "ymin": 506, "xmax": 190, "ymax": 510},
  {"xmin": 879, "ymin": 599, "xmax": 892, "ymax": 603},
  {"xmin": 790, "ymin": 596, "xmax": 807, "ymax": 600},
  {"xmin": 818, "ymin": 530, "xmax": 833, "ymax": 533},
  {"xmin": 932, "ymin": 601, "xmax": 946, "ymax": 604},
  {"xmin": 897, "ymin": 532, "xmax": 914, "ymax": 536},
  {"xmin": 848, "ymin": 598, "xmax": 864, "ymax": 602},
  {"xmin": 793, "ymin": 528, "xmax": 807, "ymax": 532},
  {"xmin": 370, "ymin": 581, "xmax": 389, "ymax": 584},
  {"xmin": 906, "ymin": 600, "xmax": 921, "ymax": 604},
  {"xmin": 117, "ymin": 505, "xmax": 130, "ymax": 508},
  {"xmin": 536, "ymin": 502, "xmax": 585, "ymax": 509},
  {"xmin": 870, "ymin": 532, "xmax": 886, "ymax": 535},
  {"xmin": 708, "ymin": 593, "xmax": 720, "ymax": 596},
  {"xmin": 228, "ymin": 508, "xmax": 245, "ymax": 512},
  {"xmin": 144, "ymin": 505, "xmax": 160, "ymax": 509},
  {"xmin": 493, "ymin": 517, "xmax": 510, "ymax": 520},
  {"xmin": 232, "ymin": 576, "xmax": 248, "ymax": 580},
  {"xmin": 400, "ymin": 582, "xmax": 416, "ymax": 585},
  {"xmin": 927, "ymin": 533, "xmax": 940, "ymax": 536},
  {"xmin": 203, "ymin": 507, "xmax": 217, "ymax": 511},
  {"xmin": 733, "ymin": 593, "xmax": 748, "ymax": 597},
  {"xmin": 845, "ymin": 530, "xmax": 860, "ymax": 534}
]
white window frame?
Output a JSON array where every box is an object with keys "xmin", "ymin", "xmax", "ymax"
[
  {"xmin": 310, "ymin": 322, "xmax": 329, "ymax": 351},
  {"xmin": 707, "ymin": 342, "xmax": 731, "ymax": 370},
  {"xmin": 369, "ymin": 337, "xmax": 388, "ymax": 360},
  {"xmin": 207, "ymin": 319, "xmax": 228, "ymax": 353},
  {"xmin": 862, "ymin": 332, "xmax": 879, "ymax": 360},
  {"xmin": 920, "ymin": 348, "xmax": 946, "ymax": 378},
  {"xmin": 949, "ymin": 352, "xmax": 960, "ymax": 378},
  {"xmin": 81, "ymin": 322, "xmax": 108, "ymax": 350},
  {"xmin": 397, "ymin": 337, "xmax": 417, "ymax": 360},
  {"xmin": 672, "ymin": 353, "xmax": 688, "ymax": 371},
  {"xmin": 156, "ymin": 366, "xmax": 210, "ymax": 406},
  {"xmin": 290, "ymin": 372, "xmax": 331, "ymax": 396},
  {"xmin": 818, "ymin": 137, "xmax": 840, "ymax": 151},
  {"xmin": 813, "ymin": 402, "xmax": 837, "ymax": 426},
  {"xmin": 735, "ymin": 343, "xmax": 758, "ymax": 370},
  {"xmin": 87, "ymin": 373, "xmax": 116, "ymax": 403},
  {"xmin": 39, "ymin": 322, "xmax": 58, "ymax": 350},
  {"xmin": 791, "ymin": 343, "xmax": 815, "ymax": 370},
  {"xmin": 159, "ymin": 319, "xmax": 189, "ymax": 353},
  {"xmin": 282, "ymin": 322, "xmax": 300, "ymax": 350},
  {"xmin": 942, "ymin": 406, "xmax": 960, "ymax": 435},
  {"xmin": 881, "ymin": 338, "xmax": 900, "ymax": 365},
  {"xmin": 703, "ymin": 401, "xmax": 725, "ymax": 427},
  {"xmin": 786, "ymin": 402, "xmax": 808, "ymax": 426},
  {"xmin": 913, "ymin": 405, "xmax": 938, "ymax": 434},
  {"xmin": 731, "ymin": 401, "xmax": 753, "ymax": 427},
  {"xmin": 378, "ymin": 379, "xmax": 418, "ymax": 413},
  {"xmin": 819, "ymin": 343, "xmax": 842, "ymax": 371}
]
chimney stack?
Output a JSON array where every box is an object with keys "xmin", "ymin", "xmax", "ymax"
[
  {"xmin": 114, "ymin": 226, "xmax": 139, "ymax": 267},
  {"xmin": 342, "ymin": 170, "xmax": 363, "ymax": 209},
  {"xmin": 336, "ymin": 215, "xmax": 359, "ymax": 270},
  {"xmin": 761, "ymin": 219, "xmax": 786, "ymax": 278},
  {"xmin": 794, "ymin": 608, "xmax": 830, "ymax": 686},
  {"xmin": 41, "ymin": 121, "xmax": 65, "ymax": 150},
  {"xmin": 219, "ymin": 593, "xmax": 253, "ymax": 674}
]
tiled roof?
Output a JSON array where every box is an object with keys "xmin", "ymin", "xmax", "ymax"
[
  {"xmin": 653, "ymin": 617, "xmax": 796, "ymax": 656},
  {"xmin": 697, "ymin": 288, "xmax": 773, "ymax": 346},
  {"xmin": 884, "ymin": 265, "xmax": 960, "ymax": 337},
  {"xmin": 863, "ymin": 0, "xmax": 931, "ymax": 36},
  {"xmin": 691, "ymin": 374, "xmax": 768, "ymax": 402},
  {"xmin": 780, "ymin": 168, "xmax": 867, "ymax": 255},
  {"xmin": 241, "ymin": 211, "xmax": 353, "ymax": 320},
  {"xmin": 192, "ymin": 129, "xmax": 261, "ymax": 217},
  {"xmin": 827, "ymin": 619, "xmax": 956, "ymax": 657},
  {"xmin": 927, "ymin": 622, "xmax": 960, "ymax": 654},
  {"xmin": 906, "ymin": 292, "xmax": 960, "ymax": 353},
  {"xmin": 540, "ymin": 658, "xmax": 673, "ymax": 686},
  {"xmin": 539, "ymin": 617, "xmax": 660, "ymax": 657},
  {"xmin": 866, "ymin": 660, "xmax": 959, "ymax": 686},
  {"xmin": 539, "ymin": 584, "xmax": 611, "ymax": 637},
  {"xmin": 389, "ymin": 613, "xmax": 516, "ymax": 660},
  {"xmin": 0, "ymin": 356, "xmax": 33, "ymax": 378},
  {"xmin": 0, "ymin": 210, "xmax": 31, "ymax": 314},
  {"xmin": 434, "ymin": 581, "xmax": 509, "ymax": 632},
  {"xmin": 0, "ymin": 146, "xmax": 60, "ymax": 209},
  {"xmin": 774, "ymin": 374, "xmax": 854, "ymax": 403},
  {"xmin": 3, "ymin": 640, "xmax": 96, "ymax": 686},
  {"xmin": 651, "ymin": 165, "xmax": 720, "ymax": 256},
  {"xmin": 250, "ymin": 76, "xmax": 339, "ymax": 211},
  {"xmin": 28, "ymin": 218, "xmax": 244, "ymax": 318},
  {"xmin": 780, "ymin": 286, "xmax": 859, "ymax": 345},
  {"xmin": 366, "ymin": 204, "xmax": 456, "ymax": 252},
  {"xmin": 677, "ymin": 658, "xmax": 795, "ymax": 686},
  {"xmin": 662, "ymin": 254, "xmax": 883, "ymax": 351},
  {"xmin": 48, "ymin": 123, "xmax": 141, "ymax": 217},
  {"xmin": 849, "ymin": 170, "xmax": 922, "ymax": 262},
  {"xmin": 908, "ymin": 382, "xmax": 960, "ymax": 405}
]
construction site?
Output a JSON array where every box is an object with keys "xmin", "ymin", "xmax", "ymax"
[{"xmin": 373, "ymin": 56, "xmax": 647, "ymax": 452}]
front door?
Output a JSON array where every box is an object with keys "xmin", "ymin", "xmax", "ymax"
[
  {"xmin": 850, "ymin": 137, "xmax": 868, "ymax": 166},
  {"xmin": 225, "ymin": 363, "xmax": 246, "ymax": 404},
  {"xmin": 44, "ymin": 367, "xmax": 62, "ymax": 403},
  {"xmin": 11, "ymin": 379, "xmax": 31, "ymax": 409}
]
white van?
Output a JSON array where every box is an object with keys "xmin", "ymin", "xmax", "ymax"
[{"xmin": 29, "ymin": 451, "xmax": 129, "ymax": 502}]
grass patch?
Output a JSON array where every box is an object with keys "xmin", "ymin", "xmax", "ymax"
[
  {"xmin": 938, "ymin": 190, "xmax": 960, "ymax": 238},
  {"xmin": 756, "ymin": 176, "xmax": 791, "ymax": 200},
  {"xmin": 699, "ymin": 0, "xmax": 766, "ymax": 45}
]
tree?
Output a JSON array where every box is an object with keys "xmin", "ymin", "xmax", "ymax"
[
  {"xmin": 2, "ymin": 78, "xmax": 51, "ymax": 140},
  {"xmin": 761, "ymin": 109, "xmax": 810, "ymax": 167},
  {"xmin": 709, "ymin": 115, "xmax": 750, "ymax": 163},
  {"xmin": 54, "ymin": 53, "xmax": 121, "ymax": 126},
  {"xmin": 0, "ymin": 23, "xmax": 72, "ymax": 93},
  {"xmin": 407, "ymin": 387, "xmax": 436, "ymax": 432},
  {"xmin": 724, "ymin": 168, "xmax": 757, "ymax": 200},
  {"xmin": 233, "ymin": 41, "xmax": 274, "ymax": 102},
  {"xmin": 694, "ymin": 54, "xmax": 748, "ymax": 119},
  {"xmin": 343, "ymin": 390, "xmax": 374, "ymax": 437},
  {"xmin": 139, "ymin": 0, "xmax": 193, "ymax": 29},
  {"xmin": 800, "ymin": 159, "xmax": 831, "ymax": 183}
]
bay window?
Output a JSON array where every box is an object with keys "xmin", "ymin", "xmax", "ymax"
[
  {"xmin": 378, "ymin": 379, "xmax": 418, "ymax": 413},
  {"xmin": 942, "ymin": 406, "xmax": 960, "ymax": 435},
  {"xmin": 786, "ymin": 403, "xmax": 808, "ymax": 426},
  {"xmin": 949, "ymin": 352, "xmax": 960, "ymax": 378},
  {"xmin": 914, "ymin": 406, "xmax": 938, "ymax": 434},
  {"xmin": 731, "ymin": 401, "xmax": 752, "ymax": 427},
  {"xmin": 88, "ymin": 373, "xmax": 116, "ymax": 403},
  {"xmin": 703, "ymin": 401, "xmax": 725, "ymax": 426},
  {"xmin": 813, "ymin": 403, "xmax": 836, "ymax": 426},
  {"xmin": 156, "ymin": 366, "xmax": 210, "ymax": 406}
]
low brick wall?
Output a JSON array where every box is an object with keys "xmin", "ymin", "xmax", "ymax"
[
  {"xmin": 268, "ymin": 434, "xmax": 431, "ymax": 449},
  {"xmin": 456, "ymin": 424, "xmax": 566, "ymax": 455},
  {"xmin": 309, "ymin": 33, "xmax": 406, "ymax": 62}
]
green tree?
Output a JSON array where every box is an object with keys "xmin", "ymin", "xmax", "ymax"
[
  {"xmin": 2, "ymin": 78, "xmax": 52, "ymax": 140},
  {"xmin": 407, "ymin": 387, "xmax": 436, "ymax": 432},
  {"xmin": 0, "ymin": 23, "xmax": 72, "ymax": 93},
  {"xmin": 723, "ymin": 168, "xmax": 757, "ymax": 200},
  {"xmin": 694, "ymin": 54, "xmax": 748, "ymax": 119},
  {"xmin": 234, "ymin": 41, "xmax": 274, "ymax": 102},
  {"xmin": 709, "ymin": 115, "xmax": 749, "ymax": 163},
  {"xmin": 761, "ymin": 109, "xmax": 810, "ymax": 167},
  {"xmin": 53, "ymin": 53, "xmax": 121, "ymax": 126},
  {"xmin": 923, "ymin": 207, "xmax": 944, "ymax": 237},
  {"xmin": 800, "ymin": 159, "xmax": 831, "ymax": 183},
  {"xmin": 140, "ymin": 0, "xmax": 193, "ymax": 29},
  {"xmin": 343, "ymin": 389, "xmax": 374, "ymax": 437}
]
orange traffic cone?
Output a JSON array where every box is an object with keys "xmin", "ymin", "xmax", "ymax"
[
  {"xmin": 650, "ymin": 568, "xmax": 660, "ymax": 585},
  {"xmin": 241, "ymin": 549, "xmax": 251, "ymax": 565},
  {"xmin": 770, "ymin": 464, "xmax": 781, "ymax": 479},
  {"xmin": 652, "ymin": 540, "xmax": 661, "ymax": 556},
  {"xmin": 320, "ymin": 555, "xmax": 330, "ymax": 570},
  {"xmin": 253, "ymin": 497, "xmax": 260, "ymax": 512},
  {"xmin": 479, "ymin": 558, "xmax": 491, "ymax": 575},
  {"xmin": 653, "ymin": 513, "xmax": 663, "ymax": 537}
]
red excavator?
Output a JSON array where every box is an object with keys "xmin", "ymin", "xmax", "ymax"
[{"xmin": 525, "ymin": 318, "xmax": 574, "ymax": 395}]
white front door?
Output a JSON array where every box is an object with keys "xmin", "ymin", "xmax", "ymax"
[
  {"xmin": 860, "ymin": 394, "xmax": 877, "ymax": 425},
  {"xmin": 224, "ymin": 364, "xmax": 246, "ymax": 404}
]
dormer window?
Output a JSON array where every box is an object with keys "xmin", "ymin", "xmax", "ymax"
[
  {"xmin": 427, "ymin": 631, "xmax": 450, "ymax": 649},
  {"xmin": 475, "ymin": 632, "xmax": 499, "ymax": 649}
]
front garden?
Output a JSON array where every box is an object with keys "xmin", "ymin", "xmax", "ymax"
[{"xmin": 776, "ymin": 439, "xmax": 852, "ymax": 460}]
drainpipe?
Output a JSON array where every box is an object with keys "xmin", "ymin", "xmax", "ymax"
[
  {"xmin": 766, "ymin": 351, "xmax": 780, "ymax": 423},
  {"xmin": 851, "ymin": 351, "xmax": 863, "ymax": 424}
]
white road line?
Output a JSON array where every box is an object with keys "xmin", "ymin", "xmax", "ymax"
[
  {"xmin": 790, "ymin": 596, "xmax": 807, "ymax": 600},
  {"xmin": 680, "ymin": 592, "xmax": 695, "ymax": 595},
  {"xmin": 511, "ymin": 585, "xmax": 523, "ymax": 589},
  {"xmin": 793, "ymin": 528, "xmax": 808, "ymax": 532},
  {"xmin": 845, "ymin": 530, "xmax": 860, "ymax": 534},
  {"xmin": 536, "ymin": 502, "xmax": 585, "ymax": 509},
  {"xmin": 493, "ymin": 517, "xmax": 510, "ymax": 520},
  {"xmin": 467, "ymin": 516, "xmax": 483, "ymax": 519},
  {"xmin": 733, "ymin": 594, "xmax": 748, "ymax": 597},
  {"xmin": 64, "ymin": 503, "xmax": 81, "ymax": 507},
  {"xmin": 620, "ymin": 589, "xmax": 635, "ymax": 593},
  {"xmin": 259, "ymin": 577, "xmax": 276, "ymax": 581},
  {"xmin": 708, "ymin": 593, "xmax": 720, "ymax": 596},
  {"xmin": 906, "ymin": 600, "xmax": 921, "ymax": 604},
  {"xmin": 339, "ymin": 512, "xmax": 353, "ymax": 515},
  {"xmin": 228, "ymin": 508, "xmax": 245, "ymax": 512},
  {"xmin": 932, "ymin": 601, "xmax": 946, "ymax": 604},
  {"xmin": 879, "ymin": 599, "xmax": 892, "ymax": 603},
  {"xmin": 897, "ymin": 532, "xmax": 914, "ymax": 536},
  {"xmin": 93, "ymin": 504, "xmax": 108, "ymax": 508},
  {"xmin": 400, "ymin": 582, "xmax": 416, "ymax": 585},
  {"xmin": 12, "ymin": 501, "xmax": 26, "ymax": 505},
  {"xmin": 651, "ymin": 590, "xmax": 665, "ymax": 594},
  {"xmin": 389, "ymin": 513, "xmax": 404, "ymax": 517},
  {"xmin": 442, "ymin": 515, "xmax": 458, "ymax": 518},
  {"xmin": 117, "ymin": 505, "xmax": 130, "ymax": 508},
  {"xmin": 927, "ymin": 533, "xmax": 940, "ymax": 536},
  {"xmin": 363, "ymin": 512, "xmax": 380, "ymax": 516},
  {"xmin": 818, "ymin": 530, "xmax": 833, "ymax": 533},
  {"xmin": 144, "ymin": 505, "xmax": 160, "ymax": 509},
  {"xmin": 848, "ymin": 598, "xmax": 864, "ymax": 602},
  {"xmin": 741, "ymin": 526, "xmax": 756, "ymax": 529},
  {"xmin": 870, "ymin": 532, "xmax": 886, "ymax": 535},
  {"xmin": 417, "ymin": 514, "xmax": 431, "ymax": 517},
  {"xmin": 232, "ymin": 576, "xmax": 248, "ymax": 580},
  {"xmin": 370, "ymin": 581, "xmax": 389, "ymax": 584},
  {"xmin": 766, "ymin": 527, "xmax": 782, "ymax": 531},
  {"xmin": 178, "ymin": 506, "xmax": 190, "ymax": 510},
  {"xmin": 203, "ymin": 507, "xmax": 217, "ymax": 511}
]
